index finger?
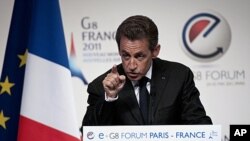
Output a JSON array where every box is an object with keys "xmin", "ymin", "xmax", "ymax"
[{"xmin": 111, "ymin": 65, "xmax": 118, "ymax": 74}]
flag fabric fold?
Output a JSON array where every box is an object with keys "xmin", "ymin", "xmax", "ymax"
[{"xmin": 0, "ymin": 0, "xmax": 80, "ymax": 141}]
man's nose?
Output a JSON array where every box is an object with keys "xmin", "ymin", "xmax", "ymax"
[{"xmin": 128, "ymin": 58, "xmax": 137, "ymax": 70}]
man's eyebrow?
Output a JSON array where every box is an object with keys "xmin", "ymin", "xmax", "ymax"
[
  {"xmin": 120, "ymin": 50, "xmax": 129, "ymax": 54},
  {"xmin": 120, "ymin": 49, "xmax": 144, "ymax": 55}
]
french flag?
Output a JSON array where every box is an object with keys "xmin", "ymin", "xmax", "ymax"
[{"xmin": 13, "ymin": 0, "xmax": 80, "ymax": 140}]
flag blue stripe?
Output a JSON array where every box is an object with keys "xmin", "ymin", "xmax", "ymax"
[
  {"xmin": 0, "ymin": 0, "xmax": 32, "ymax": 140},
  {"xmin": 28, "ymin": 0, "xmax": 69, "ymax": 69}
]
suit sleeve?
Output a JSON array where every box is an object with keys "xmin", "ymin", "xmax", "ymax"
[
  {"xmin": 180, "ymin": 68, "xmax": 213, "ymax": 124},
  {"xmin": 81, "ymin": 77, "xmax": 117, "ymax": 126}
]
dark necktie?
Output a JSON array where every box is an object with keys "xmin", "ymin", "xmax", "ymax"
[{"xmin": 139, "ymin": 77, "xmax": 149, "ymax": 124}]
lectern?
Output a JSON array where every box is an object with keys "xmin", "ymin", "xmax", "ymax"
[{"xmin": 83, "ymin": 125, "xmax": 221, "ymax": 141}]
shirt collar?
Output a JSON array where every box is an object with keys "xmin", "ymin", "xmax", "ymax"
[{"xmin": 145, "ymin": 62, "xmax": 152, "ymax": 80}]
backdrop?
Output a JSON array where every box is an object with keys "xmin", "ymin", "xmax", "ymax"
[{"xmin": 1, "ymin": 0, "xmax": 249, "ymax": 140}]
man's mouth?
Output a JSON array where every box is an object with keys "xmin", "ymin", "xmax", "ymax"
[{"xmin": 127, "ymin": 72, "xmax": 140, "ymax": 79}]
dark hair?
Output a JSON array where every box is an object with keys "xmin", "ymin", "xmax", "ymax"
[{"xmin": 115, "ymin": 15, "xmax": 158, "ymax": 51}]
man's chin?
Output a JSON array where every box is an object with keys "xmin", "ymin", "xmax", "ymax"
[{"xmin": 127, "ymin": 75, "xmax": 141, "ymax": 81}]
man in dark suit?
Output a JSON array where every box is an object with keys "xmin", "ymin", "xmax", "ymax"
[{"xmin": 81, "ymin": 15, "xmax": 212, "ymax": 127}]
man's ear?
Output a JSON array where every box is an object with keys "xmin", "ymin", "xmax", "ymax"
[{"xmin": 152, "ymin": 44, "xmax": 160, "ymax": 58}]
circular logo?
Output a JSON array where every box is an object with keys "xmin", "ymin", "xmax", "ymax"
[
  {"xmin": 87, "ymin": 131, "xmax": 95, "ymax": 140},
  {"xmin": 182, "ymin": 11, "xmax": 231, "ymax": 62}
]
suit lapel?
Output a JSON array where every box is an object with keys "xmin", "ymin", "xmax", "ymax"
[
  {"xmin": 119, "ymin": 80, "xmax": 144, "ymax": 124},
  {"xmin": 118, "ymin": 65, "xmax": 144, "ymax": 124},
  {"xmin": 150, "ymin": 59, "xmax": 170, "ymax": 116},
  {"xmin": 117, "ymin": 59, "xmax": 171, "ymax": 124}
]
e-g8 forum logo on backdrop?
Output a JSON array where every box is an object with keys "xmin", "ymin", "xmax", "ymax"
[{"xmin": 181, "ymin": 11, "xmax": 231, "ymax": 62}]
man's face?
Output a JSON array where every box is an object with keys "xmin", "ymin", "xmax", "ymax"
[{"xmin": 119, "ymin": 37, "xmax": 160, "ymax": 81}]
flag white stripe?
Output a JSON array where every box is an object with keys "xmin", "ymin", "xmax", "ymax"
[{"xmin": 20, "ymin": 53, "xmax": 79, "ymax": 138}]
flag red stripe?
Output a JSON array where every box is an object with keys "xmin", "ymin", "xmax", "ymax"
[{"xmin": 18, "ymin": 116, "xmax": 80, "ymax": 141}]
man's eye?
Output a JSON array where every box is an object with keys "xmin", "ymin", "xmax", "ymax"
[
  {"xmin": 138, "ymin": 54, "xmax": 144, "ymax": 58},
  {"xmin": 136, "ymin": 54, "xmax": 145, "ymax": 60},
  {"xmin": 122, "ymin": 54, "xmax": 130, "ymax": 60}
]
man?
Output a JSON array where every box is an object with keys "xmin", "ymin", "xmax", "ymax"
[{"xmin": 81, "ymin": 15, "xmax": 212, "ymax": 127}]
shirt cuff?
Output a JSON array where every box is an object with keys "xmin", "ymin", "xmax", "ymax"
[{"xmin": 105, "ymin": 93, "xmax": 118, "ymax": 102}]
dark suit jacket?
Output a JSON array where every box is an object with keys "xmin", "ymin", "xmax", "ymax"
[{"xmin": 82, "ymin": 58, "xmax": 212, "ymax": 126}]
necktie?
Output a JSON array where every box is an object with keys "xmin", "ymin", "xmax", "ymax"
[{"xmin": 139, "ymin": 77, "xmax": 149, "ymax": 124}]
